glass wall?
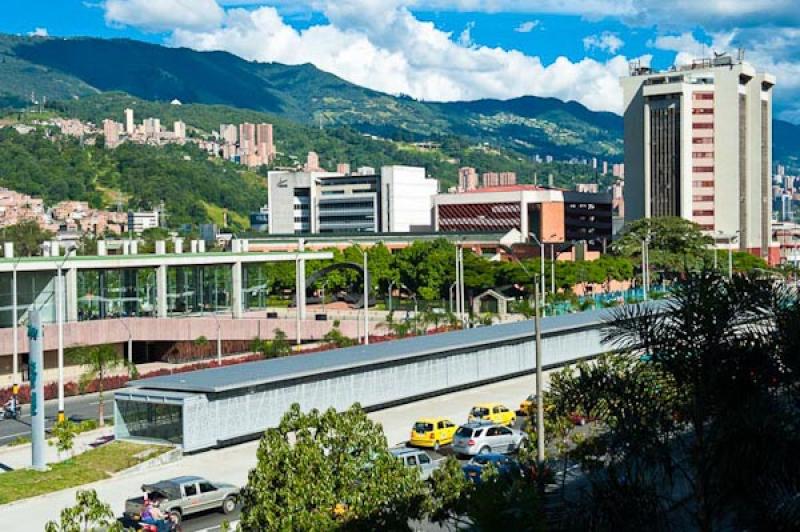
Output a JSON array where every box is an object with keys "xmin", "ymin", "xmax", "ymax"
[
  {"xmin": 0, "ymin": 271, "xmax": 57, "ymax": 327},
  {"xmin": 117, "ymin": 399, "xmax": 183, "ymax": 445},
  {"xmin": 243, "ymin": 263, "xmax": 270, "ymax": 311},
  {"xmin": 167, "ymin": 265, "xmax": 231, "ymax": 315},
  {"xmin": 77, "ymin": 268, "xmax": 157, "ymax": 320}
]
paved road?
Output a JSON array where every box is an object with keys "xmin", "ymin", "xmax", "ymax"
[
  {"xmin": 0, "ymin": 373, "xmax": 548, "ymax": 530},
  {"xmin": 0, "ymin": 392, "xmax": 112, "ymax": 446}
]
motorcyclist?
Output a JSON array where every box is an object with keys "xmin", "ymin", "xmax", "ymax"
[{"xmin": 3, "ymin": 397, "xmax": 19, "ymax": 419}]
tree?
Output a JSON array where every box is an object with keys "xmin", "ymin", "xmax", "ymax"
[
  {"xmin": 613, "ymin": 217, "xmax": 714, "ymax": 273},
  {"xmin": 45, "ymin": 489, "xmax": 123, "ymax": 532},
  {"xmin": 0, "ymin": 220, "xmax": 53, "ymax": 256},
  {"xmin": 252, "ymin": 328, "xmax": 293, "ymax": 359},
  {"xmin": 322, "ymin": 325, "xmax": 358, "ymax": 348},
  {"xmin": 239, "ymin": 404, "xmax": 428, "ymax": 531},
  {"xmin": 67, "ymin": 344, "xmax": 128, "ymax": 427},
  {"xmin": 549, "ymin": 271, "xmax": 800, "ymax": 531},
  {"xmin": 49, "ymin": 420, "xmax": 78, "ymax": 459}
]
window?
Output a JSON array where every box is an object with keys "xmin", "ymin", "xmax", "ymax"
[
  {"xmin": 693, "ymin": 166, "xmax": 715, "ymax": 173},
  {"xmin": 693, "ymin": 138, "xmax": 713, "ymax": 144},
  {"xmin": 407, "ymin": 456, "xmax": 417, "ymax": 466},
  {"xmin": 183, "ymin": 484, "xmax": 198, "ymax": 497},
  {"xmin": 437, "ymin": 421, "xmax": 445, "ymax": 430},
  {"xmin": 498, "ymin": 427, "xmax": 512, "ymax": 435},
  {"xmin": 693, "ymin": 93, "xmax": 714, "ymax": 100},
  {"xmin": 199, "ymin": 482, "xmax": 217, "ymax": 493},
  {"xmin": 692, "ymin": 108, "xmax": 713, "ymax": 114},
  {"xmin": 692, "ymin": 152, "xmax": 713, "ymax": 158},
  {"xmin": 693, "ymin": 123, "xmax": 714, "ymax": 129},
  {"xmin": 498, "ymin": 406, "xmax": 508, "ymax": 413},
  {"xmin": 693, "ymin": 210, "xmax": 714, "ymax": 216},
  {"xmin": 418, "ymin": 454, "xmax": 431, "ymax": 465},
  {"xmin": 493, "ymin": 407, "xmax": 501, "ymax": 414},
  {"xmin": 486, "ymin": 427, "xmax": 499, "ymax": 437}
]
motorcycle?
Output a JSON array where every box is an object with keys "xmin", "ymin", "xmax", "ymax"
[{"xmin": 2, "ymin": 403, "xmax": 21, "ymax": 420}]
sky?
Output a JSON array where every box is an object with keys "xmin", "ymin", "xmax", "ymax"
[{"xmin": 3, "ymin": 0, "xmax": 800, "ymax": 122}]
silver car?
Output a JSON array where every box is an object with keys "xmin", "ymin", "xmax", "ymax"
[
  {"xmin": 452, "ymin": 422, "xmax": 528, "ymax": 457},
  {"xmin": 390, "ymin": 447, "xmax": 442, "ymax": 481},
  {"xmin": 124, "ymin": 476, "xmax": 239, "ymax": 524}
]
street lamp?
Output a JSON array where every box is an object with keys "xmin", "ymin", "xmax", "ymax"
[
  {"xmin": 56, "ymin": 247, "xmax": 76, "ymax": 423},
  {"xmin": 500, "ymin": 245, "xmax": 545, "ymax": 464},
  {"xmin": 641, "ymin": 234, "xmax": 651, "ymax": 301},
  {"xmin": 528, "ymin": 234, "xmax": 547, "ymax": 316}
]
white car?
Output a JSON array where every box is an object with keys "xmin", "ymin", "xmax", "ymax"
[{"xmin": 452, "ymin": 422, "xmax": 528, "ymax": 457}]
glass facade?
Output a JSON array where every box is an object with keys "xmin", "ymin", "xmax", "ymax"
[
  {"xmin": 116, "ymin": 399, "xmax": 183, "ymax": 445},
  {"xmin": 77, "ymin": 268, "xmax": 157, "ymax": 320},
  {"xmin": 243, "ymin": 263, "xmax": 270, "ymax": 310},
  {"xmin": 0, "ymin": 271, "xmax": 57, "ymax": 327},
  {"xmin": 167, "ymin": 265, "xmax": 232, "ymax": 315}
]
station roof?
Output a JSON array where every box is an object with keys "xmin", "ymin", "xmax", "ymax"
[{"xmin": 125, "ymin": 307, "xmax": 620, "ymax": 394}]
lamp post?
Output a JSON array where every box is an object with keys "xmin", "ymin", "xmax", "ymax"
[
  {"xmin": 641, "ymin": 235, "xmax": 650, "ymax": 301},
  {"xmin": 56, "ymin": 247, "xmax": 76, "ymax": 423},
  {"xmin": 528, "ymin": 234, "xmax": 546, "ymax": 316},
  {"xmin": 349, "ymin": 243, "xmax": 370, "ymax": 345},
  {"xmin": 500, "ymin": 245, "xmax": 545, "ymax": 464}
]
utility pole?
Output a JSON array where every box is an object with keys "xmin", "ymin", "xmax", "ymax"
[
  {"xmin": 29, "ymin": 310, "xmax": 46, "ymax": 471},
  {"xmin": 363, "ymin": 250, "xmax": 369, "ymax": 345},
  {"xmin": 533, "ymin": 281, "xmax": 544, "ymax": 464}
]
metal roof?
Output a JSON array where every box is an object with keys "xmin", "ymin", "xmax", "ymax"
[{"xmin": 126, "ymin": 307, "xmax": 620, "ymax": 394}]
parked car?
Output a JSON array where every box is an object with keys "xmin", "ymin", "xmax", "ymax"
[
  {"xmin": 468, "ymin": 403, "xmax": 516, "ymax": 426},
  {"xmin": 390, "ymin": 447, "xmax": 442, "ymax": 481},
  {"xmin": 462, "ymin": 453, "xmax": 526, "ymax": 483},
  {"xmin": 452, "ymin": 422, "xmax": 528, "ymax": 457},
  {"xmin": 409, "ymin": 417, "xmax": 457, "ymax": 450},
  {"xmin": 124, "ymin": 476, "xmax": 238, "ymax": 524}
]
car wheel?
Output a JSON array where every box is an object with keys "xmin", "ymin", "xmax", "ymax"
[
  {"xmin": 479, "ymin": 446, "xmax": 491, "ymax": 455},
  {"xmin": 433, "ymin": 441, "xmax": 441, "ymax": 452},
  {"xmin": 222, "ymin": 496, "xmax": 236, "ymax": 515}
]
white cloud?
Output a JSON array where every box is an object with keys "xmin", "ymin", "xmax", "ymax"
[
  {"xmin": 163, "ymin": 2, "xmax": 630, "ymax": 112},
  {"xmin": 583, "ymin": 31, "xmax": 623, "ymax": 54},
  {"xmin": 104, "ymin": 0, "xmax": 224, "ymax": 32},
  {"xmin": 458, "ymin": 21, "xmax": 475, "ymax": 47},
  {"xmin": 28, "ymin": 27, "xmax": 48, "ymax": 37},
  {"xmin": 514, "ymin": 20, "xmax": 539, "ymax": 33}
]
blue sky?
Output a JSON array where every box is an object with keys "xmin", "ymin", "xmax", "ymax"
[{"xmin": 2, "ymin": 1, "xmax": 799, "ymax": 121}]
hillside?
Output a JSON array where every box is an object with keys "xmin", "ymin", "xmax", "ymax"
[
  {"xmin": 48, "ymin": 92, "xmax": 606, "ymax": 190},
  {"xmin": 0, "ymin": 34, "xmax": 623, "ymax": 161}
]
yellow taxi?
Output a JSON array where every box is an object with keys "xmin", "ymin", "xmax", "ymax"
[
  {"xmin": 468, "ymin": 403, "xmax": 516, "ymax": 426},
  {"xmin": 409, "ymin": 417, "xmax": 457, "ymax": 450},
  {"xmin": 519, "ymin": 394, "xmax": 554, "ymax": 416}
]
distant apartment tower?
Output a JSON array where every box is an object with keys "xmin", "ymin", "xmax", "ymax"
[
  {"xmin": 173, "ymin": 121, "xmax": 186, "ymax": 140},
  {"xmin": 337, "ymin": 163, "xmax": 351, "ymax": 175},
  {"xmin": 304, "ymin": 152, "xmax": 321, "ymax": 172},
  {"xmin": 621, "ymin": 53, "xmax": 776, "ymax": 259},
  {"xmin": 124, "ymin": 108, "xmax": 134, "ymax": 135},
  {"xmin": 458, "ymin": 167, "xmax": 478, "ymax": 191},
  {"xmin": 239, "ymin": 123, "xmax": 256, "ymax": 152},
  {"xmin": 219, "ymin": 124, "xmax": 237, "ymax": 144},
  {"xmin": 143, "ymin": 118, "xmax": 161, "ymax": 138},
  {"xmin": 256, "ymin": 123, "xmax": 275, "ymax": 161},
  {"xmin": 102, "ymin": 119, "xmax": 121, "ymax": 148}
]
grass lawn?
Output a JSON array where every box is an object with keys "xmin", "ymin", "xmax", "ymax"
[{"xmin": 0, "ymin": 441, "xmax": 170, "ymax": 504}]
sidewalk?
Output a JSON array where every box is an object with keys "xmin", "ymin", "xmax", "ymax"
[{"xmin": 0, "ymin": 426, "xmax": 114, "ymax": 472}]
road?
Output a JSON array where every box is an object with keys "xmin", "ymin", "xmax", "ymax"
[
  {"xmin": 0, "ymin": 392, "xmax": 112, "ymax": 446},
  {"xmin": 0, "ymin": 373, "xmax": 548, "ymax": 530}
]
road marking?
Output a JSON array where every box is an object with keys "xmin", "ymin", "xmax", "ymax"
[{"xmin": 195, "ymin": 519, "xmax": 240, "ymax": 531}]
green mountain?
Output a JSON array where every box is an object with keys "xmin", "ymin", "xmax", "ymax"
[{"xmin": 0, "ymin": 34, "xmax": 622, "ymax": 161}]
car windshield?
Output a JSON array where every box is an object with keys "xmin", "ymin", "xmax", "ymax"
[
  {"xmin": 413, "ymin": 422, "xmax": 434, "ymax": 433},
  {"xmin": 455, "ymin": 427, "xmax": 473, "ymax": 437},
  {"xmin": 471, "ymin": 407, "xmax": 489, "ymax": 417}
]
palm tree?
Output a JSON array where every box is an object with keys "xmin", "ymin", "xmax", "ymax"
[{"xmin": 68, "ymin": 344, "xmax": 129, "ymax": 427}]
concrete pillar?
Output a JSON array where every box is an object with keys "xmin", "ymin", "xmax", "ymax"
[
  {"xmin": 122, "ymin": 240, "xmax": 130, "ymax": 255},
  {"xmin": 3, "ymin": 242, "xmax": 13, "ymax": 258},
  {"xmin": 130, "ymin": 240, "xmax": 138, "ymax": 255},
  {"xmin": 296, "ymin": 256, "xmax": 307, "ymax": 320},
  {"xmin": 174, "ymin": 238, "xmax": 184, "ymax": 254},
  {"xmin": 198, "ymin": 240, "xmax": 206, "ymax": 253},
  {"xmin": 155, "ymin": 240, "xmax": 166, "ymax": 255},
  {"xmin": 65, "ymin": 267, "xmax": 78, "ymax": 322},
  {"xmin": 232, "ymin": 261, "xmax": 243, "ymax": 318},
  {"xmin": 231, "ymin": 239, "xmax": 242, "ymax": 253},
  {"xmin": 50, "ymin": 241, "xmax": 60, "ymax": 257},
  {"xmin": 190, "ymin": 240, "xmax": 198, "ymax": 253},
  {"xmin": 241, "ymin": 239, "xmax": 249, "ymax": 253},
  {"xmin": 97, "ymin": 240, "xmax": 107, "ymax": 256},
  {"xmin": 29, "ymin": 310, "xmax": 45, "ymax": 471},
  {"xmin": 157, "ymin": 264, "xmax": 168, "ymax": 318}
]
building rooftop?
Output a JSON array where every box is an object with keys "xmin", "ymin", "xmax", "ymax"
[
  {"xmin": 125, "ymin": 308, "xmax": 618, "ymax": 394},
  {"xmin": 461, "ymin": 185, "xmax": 548, "ymax": 193}
]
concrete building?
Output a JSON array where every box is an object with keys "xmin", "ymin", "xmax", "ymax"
[
  {"xmin": 143, "ymin": 118, "xmax": 161, "ymax": 138},
  {"xmin": 458, "ymin": 167, "xmax": 479, "ymax": 192},
  {"xmin": 102, "ymin": 119, "xmax": 121, "ymax": 148},
  {"xmin": 124, "ymin": 108, "xmax": 134, "ymax": 135},
  {"xmin": 173, "ymin": 121, "xmax": 186, "ymax": 140},
  {"xmin": 381, "ymin": 166, "xmax": 438, "ymax": 233},
  {"xmin": 304, "ymin": 152, "xmax": 322, "ymax": 172},
  {"xmin": 621, "ymin": 53, "xmax": 776, "ymax": 260},
  {"xmin": 127, "ymin": 211, "xmax": 160, "ymax": 234},
  {"xmin": 219, "ymin": 124, "xmax": 237, "ymax": 144},
  {"xmin": 337, "ymin": 163, "xmax": 351, "ymax": 175},
  {"xmin": 433, "ymin": 185, "xmax": 612, "ymax": 250},
  {"xmin": 256, "ymin": 123, "xmax": 275, "ymax": 162},
  {"xmin": 268, "ymin": 166, "xmax": 437, "ymax": 235}
]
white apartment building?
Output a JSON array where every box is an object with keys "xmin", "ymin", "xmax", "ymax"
[
  {"xmin": 621, "ymin": 53, "xmax": 776, "ymax": 259},
  {"xmin": 127, "ymin": 211, "xmax": 160, "ymax": 234}
]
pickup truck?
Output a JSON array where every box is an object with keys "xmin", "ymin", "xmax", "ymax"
[
  {"xmin": 123, "ymin": 476, "xmax": 238, "ymax": 525},
  {"xmin": 390, "ymin": 447, "xmax": 442, "ymax": 481}
]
